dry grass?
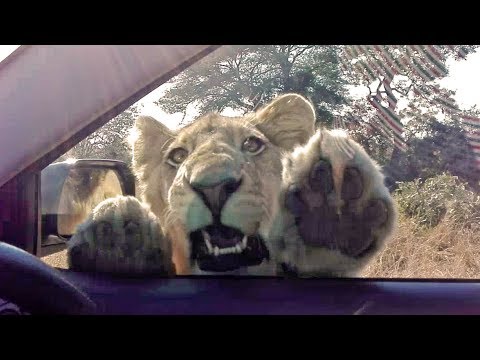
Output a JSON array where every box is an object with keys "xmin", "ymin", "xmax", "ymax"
[
  {"xmin": 362, "ymin": 214, "xmax": 480, "ymax": 279},
  {"xmin": 42, "ymin": 205, "xmax": 480, "ymax": 279}
]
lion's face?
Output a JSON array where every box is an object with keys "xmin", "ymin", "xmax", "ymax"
[{"xmin": 131, "ymin": 94, "xmax": 316, "ymax": 274}]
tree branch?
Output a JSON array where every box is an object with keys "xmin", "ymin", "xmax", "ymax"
[
  {"xmin": 387, "ymin": 83, "xmax": 413, "ymax": 97},
  {"xmin": 376, "ymin": 78, "xmax": 383, "ymax": 94},
  {"xmin": 178, "ymin": 110, "xmax": 188, "ymax": 126},
  {"xmin": 290, "ymin": 45, "xmax": 314, "ymax": 64},
  {"xmin": 251, "ymin": 91, "xmax": 265, "ymax": 111},
  {"xmin": 251, "ymin": 67, "xmax": 278, "ymax": 80},
  {"xmin": 248, "ymin": 59, "xmax": 264, "ymax": 79},
  {"xmin": 217, "ymin": 84, "xmax": 251, "ymax": 111}
]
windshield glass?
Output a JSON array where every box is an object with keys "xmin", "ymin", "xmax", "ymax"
[{"xmin": 41, "ymin": 45, "xmax": 480, "ymax": 279}]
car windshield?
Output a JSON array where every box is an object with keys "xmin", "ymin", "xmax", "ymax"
[{"xmin": 38, "ymin": 45, "xmax": 480, "ymax": 279}]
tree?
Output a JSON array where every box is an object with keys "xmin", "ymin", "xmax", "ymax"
[
  {"xmin": 56, "ymin": 105, "xmax": 140, "ymax": 167},
  {"xmin": 390, "ymin": 104, "xmax": 479, "ymax": 190},
  {"xmin": 335, "ymin": 45, "xmax": 479, "ymax": 187},
  {"xmin": 155, "ymin": 45, "xmax": 348, "ymax": 126},
  {"xmin": 153, "ymin": 45, "xmax": 480, "ymax": 189}
]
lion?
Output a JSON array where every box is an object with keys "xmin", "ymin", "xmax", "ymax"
[
  {"xmin": 57, "ymin": 168, "xmax": 123, "ymax": 236},
  {"xmin": 66, "ymin": 93, "xmax": 397, "ymax": 277}
]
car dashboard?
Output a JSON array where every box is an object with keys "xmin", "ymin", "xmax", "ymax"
[{"xmin": 6, "ymin": 270, "xmax": 475, "ymax": 315}]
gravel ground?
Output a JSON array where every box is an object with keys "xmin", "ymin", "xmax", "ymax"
[{"xmin": 41, "ymin": 249, "xmax": 68, "ymax": 269}]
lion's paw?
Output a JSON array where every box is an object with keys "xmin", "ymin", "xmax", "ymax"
[
  {"xmin": 279, "ymin": 129, "xmax": 397, "ymax": 277},
  {"xmin": 67, "ymin": 195, "xmax": 175, "ymax": 276}
]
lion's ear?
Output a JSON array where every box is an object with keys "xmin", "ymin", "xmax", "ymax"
[
  {"xmin": 253, "ymin": 94, "xmax": 316, "ymax": 151},
  {"xmin": 130, "ymin": 116, "xmax": 174, "ymax": 173}
]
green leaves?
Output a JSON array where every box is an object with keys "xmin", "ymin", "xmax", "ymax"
[
  {"xmin": 155, "ymin": 45, "xmax": 349, "ymax": 126},
  {"xmin": 395, "ymin": 173, "xmax": 480, "ymax": 229},
  {"xmin": 56, "ymin": 105, "xmax": 140, "ymax": 166}
]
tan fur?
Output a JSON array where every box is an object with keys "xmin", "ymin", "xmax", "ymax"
[
  {"xmin": 57, "ymin": 168, "xmax": 123, "ymax": 235},
  {"xmin": 67, "ymin": 195, "xmax": 174, "ymax": 275},
  {"xmin": 67, "ymin": 93, "xmax": 397, "ymax": 277},
  {"xmin": 131, "ymin": 94, "xmax": 316, "ymax": 274},
  {"xmin": 279, "ymin": 129, "xmax": 397, "ymax": 276}
]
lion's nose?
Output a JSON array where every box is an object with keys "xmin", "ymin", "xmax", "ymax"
[{"xmin": 191, "ymin": 178, "xmax": 242, "ymax": 216}]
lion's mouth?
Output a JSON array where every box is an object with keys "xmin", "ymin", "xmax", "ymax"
[{"xmin": 189, "ymin": 224, "xmax": 270, "ymax": 272}]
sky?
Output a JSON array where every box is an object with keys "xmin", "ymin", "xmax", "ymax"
[{"xmin": 2, "ymin": 45, "xmax": 480, "ymax": 130}]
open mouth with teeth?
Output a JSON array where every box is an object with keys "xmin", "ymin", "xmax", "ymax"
[{"xmin": 189, "ymin": 224, "xmax": 270, "ymax": 272}]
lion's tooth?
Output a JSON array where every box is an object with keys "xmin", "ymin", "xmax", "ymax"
[
  {"xmin": 203, "ymin": 232, "xmax": 250, "ymax": 256},
  {"xmin": 201, "ymin": 230, "xmax": 210, "ymax": 241},
  {"xmin": 202, "ymin": 230, "xmax": 213, "ymax": 252},
  {"xmin": 206, "ymin": 241, "xmax": 213, "ymax": 253},
  {"xmin": 241, "ymin": 235, "xmax": 248, "ymax": 249},
  {"xmin": 221, "ymin": 246, "xmax": 235, "ymax": 255}
]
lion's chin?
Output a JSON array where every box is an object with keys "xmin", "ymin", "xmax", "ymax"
[{"xmin": 189, "ymin": 223, "xmax": 270, "ymax": 272}]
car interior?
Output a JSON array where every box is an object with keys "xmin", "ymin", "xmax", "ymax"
[{"xmin": 0, "ymin": 45, "xmax": 479, "ymax": 315}]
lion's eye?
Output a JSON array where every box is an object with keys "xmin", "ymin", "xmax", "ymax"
[
  {"xmin": 242, "ymin": 136, "xmax": 265, "ymax": 155},
  {"xmin": 167, "ymin": 148, "xmax": 188, "ymax": 167}
]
